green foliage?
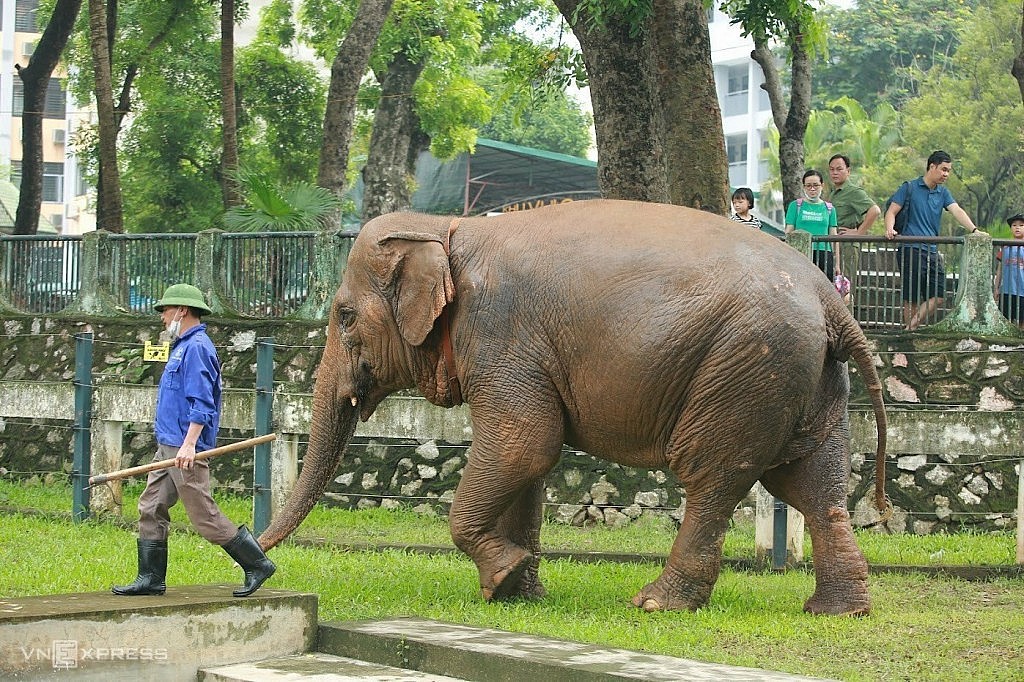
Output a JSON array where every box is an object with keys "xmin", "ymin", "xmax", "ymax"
[
  {"xmin": 721, "ymin": 0, "xmax": 828, "ymax": 56},
  {"xmin": 475, "ymin": 67, "xmax": 592, "ymax": 157},
  {"xmin": 222, "ymin": 170, "xmax": 342, "ymax": 232},
  {"xmin": 899, "ymin": 0, "xmax": 1024, "ymax": 228},
  {"xmin": 815, "ymin": 0, "xmax": 981, "ymax": 112},
  {"xmin": 571, "ymin": 0, "xmax": 653, "ymax": 38},
  {"xmin": 119, "ymin": 41, "xmax": 226, "ymax": 233},
  {"xmin": 236, "ymin": 43, "xmax": 326, "ymax": 185}
]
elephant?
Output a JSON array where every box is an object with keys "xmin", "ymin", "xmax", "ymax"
[{"xmin": 259, "ymin": 198, "xmax": 889, "ymax": 616}]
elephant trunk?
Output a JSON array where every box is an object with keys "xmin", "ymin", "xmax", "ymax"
[{"xmin": 258, "ymin": 381, "xmax": 358, "ymax": 551}]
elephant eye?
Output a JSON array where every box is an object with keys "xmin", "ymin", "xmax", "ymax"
[{"xmin": 337, "ymin": 306, "xmax": 356, "ymax": 329}]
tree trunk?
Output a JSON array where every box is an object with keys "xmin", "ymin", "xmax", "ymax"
[
  {"xmin": 752, "ymin": 24, "xmax": 811, "ymax": 209},
  {"xmin": 650, "ymin": 0, "xmax": 729, "ymax": 213},
  {"xmin": 318, "ymin": 0, "xmax": 396, "ymax": 198},
  {"xmin": 12, "ymin": 0, "xmax": 82, "ymax": 235},
  {"xmin": 554, "ymin": 0, "xmax": 668, "ymax": 203},
  {"xmin": 1013, "ymin": 0, "xmax": 1024, "ymax": 105},
  {"xmin": 361, "ymin": 52, "xmax": 428, "ymax": 221},
  {"xmin": 88, "ymin": 0, "xmax": 124, "ymax": 233},
  {"xmin": 220, "ymin": 0, "xmax": 241, "ymax": 208}
]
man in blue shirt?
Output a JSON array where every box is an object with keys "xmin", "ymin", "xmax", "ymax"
[
  {"xmin": 113, "ymin": 284, "xmax": 275, "ymax": 597},
  {"xmin": 884, "ymin": 150, "xmax": 984, "ymax": 331}
]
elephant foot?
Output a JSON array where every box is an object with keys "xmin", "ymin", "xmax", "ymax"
[
  {"xmin": 630, "ymin": 574, "xmax": 710, "ymax": 613},
  {"xmin": 803, "ymin": 586, "xmax": 871, "ymax": 617},
  {"xmin": 510, "ymin": 558, "xmax": 547, "ymax": 601},
  {"xmin": 480, "ymin": 545, "xmax": 533, "ymax": 602}
]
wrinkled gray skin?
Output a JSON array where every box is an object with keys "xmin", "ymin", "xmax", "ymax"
[{"xmin": 260, "ymin": 199, "xmax": 887, "ymax": 615}]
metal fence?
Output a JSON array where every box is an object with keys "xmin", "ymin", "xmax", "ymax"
[
  {"xmin": 991, "ymin": 239, "xmax": 1024, "ymax": 329},
  {"xmin": 220, "ymin": 232, "xmax": 317, "ymax": 317},
  {"xmin": 0, "ymin": 234, "xmax": 82, "ymax": 314},
  {"xmin": 815, "ymin": 234, "xmax": 966, "ymax": 333},
  {"xmin": 109, "ymin": 233, "xmax": 198, "ymax": 314}
]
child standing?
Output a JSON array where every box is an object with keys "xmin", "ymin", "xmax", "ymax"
[
  {"xmin": 995, "ymin": 213, "xmax": 1024, "ymax": 328},
  {"xmin": 730, "ymin": 187, "xmax": 762, "ymax": 229}
]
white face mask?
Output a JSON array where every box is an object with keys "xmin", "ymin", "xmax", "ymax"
[{"xmin": 166, "ymin": 308, "xmax": 186, "ymax": 341}]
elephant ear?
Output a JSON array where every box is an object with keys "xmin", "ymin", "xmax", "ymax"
[{"xmin": 377, "ymin": 232, "xmax": 455, "ymax": 347}]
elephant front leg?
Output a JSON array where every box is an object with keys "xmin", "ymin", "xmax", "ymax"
[
  {"xmin": 495, "ymin": 479, "xmax": 547, "ymax": 600},
  {"xmin": 450, "ymin": 473, "xmax": 534, "ymax": 601},
  {"xmin": 449, "ymin": 417, "xmax": 560, "ymax": 602}
]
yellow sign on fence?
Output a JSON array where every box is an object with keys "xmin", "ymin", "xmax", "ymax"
[{"xmin": 143, "ymin": 341, "xmax": 170, "ymax": 362}]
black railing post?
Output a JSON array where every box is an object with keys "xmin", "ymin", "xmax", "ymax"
[
  {"xmin": 72, "ymin": 332, "xmax": 94, "ymax": 522},
  {"xmin": 253, "ymin": 337, "xmax": 274, "ymax": 535},
  {"xmin": 772, "ymin": 497, "xmax": 788, "ymax": 570}
]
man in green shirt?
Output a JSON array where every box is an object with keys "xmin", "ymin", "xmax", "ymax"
[
  {"xmin": 828, "ymin": 154, "xmax": 881, "ymax": 290},
  {"xmin": 827, "ymin": 154, "xmax": 881, "ymax": 234}
]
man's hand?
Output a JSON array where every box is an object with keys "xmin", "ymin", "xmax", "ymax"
[{"xmin": 175, "ymin": 442, "xmax": 197, "ymax": 469}]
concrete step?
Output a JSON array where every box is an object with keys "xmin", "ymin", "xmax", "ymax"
[
  {"xmin": 201, "ymin": 652, "xmax": 468, "ymax": 681},
  {"xmin": 0, "ymin": 586, "xmax": 317, "ymax": 680},
  {"xmin": 318, "ymin": 617, "xmax": 832, "ymax": 682}
]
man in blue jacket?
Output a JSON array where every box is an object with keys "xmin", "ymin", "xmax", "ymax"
[{"xmin": 113, "ymin": 284, "xmax": 275, "ymax": 597}]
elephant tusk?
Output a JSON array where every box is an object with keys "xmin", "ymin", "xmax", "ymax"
[{"xmin": 350, "ymin": 396, "xmax": 358, "ymax": 407}]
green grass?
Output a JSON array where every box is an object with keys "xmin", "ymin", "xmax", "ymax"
[
  {"xmin": 0, "ymin": 510, "xmax": 1022, "ymax": 681},
  {"xmin": 1, "ymin": 479, "xmax": 1017, "ymax": 566}
]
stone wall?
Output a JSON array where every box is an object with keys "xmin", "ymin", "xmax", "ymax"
[{"xmin": 0, "ymin": 315, "xmax": 1021, "ymax": 534}]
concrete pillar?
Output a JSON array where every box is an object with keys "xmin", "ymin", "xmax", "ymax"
[
  {"xmin": 934, "ymin": 231, "xmax": 1018, "ymax": 335},
  {"xmin": 63, "ymin": 230, "xmax": 120, "ymax": 315},
  {"xmin": 787, "ymin": 230, "xmax": 812, "ymax": 259},
  {"xmin": 194, "ymin": 229, "xmax": 237, "ymax": 316},
  {"xmin": 270, "ymin": 432, "xmax": 300, "ymax": 519},
  {"xmin": 89, "ymin": 420, "xmax": 124, "ymax": 516},
  {"xmin": 294, "ymin": 229, "xmax": 352, "ymax": 320},
  {"xmin": 753, "ymin": 482, "xmax": 804, "ymax": 567}
]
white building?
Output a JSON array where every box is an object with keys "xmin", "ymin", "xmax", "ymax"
[
  {"xmin": 0, "ymin": 0, "xmax": 93, "ymax": 235},
  {"xmin": 707, "ymin": 4, "xmax": 779, "ymax": 222}
]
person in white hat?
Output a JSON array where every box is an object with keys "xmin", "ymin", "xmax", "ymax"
[{"xmin": 112, "ymin": 284, "xmax": 276, "ymax": 597}]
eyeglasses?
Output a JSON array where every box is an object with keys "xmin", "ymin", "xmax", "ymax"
[{"xmin": 803, "ymin": 183, "xmax": 822, "ymax": 188}]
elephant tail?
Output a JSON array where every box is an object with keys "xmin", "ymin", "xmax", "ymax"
[{"xmin": 828, "ymin": 298, "xmax": 892, "ymax": 523}]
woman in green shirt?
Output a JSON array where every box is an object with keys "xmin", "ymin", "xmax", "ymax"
[{"xmin": 785, "ymin": 170, "xmax": 840, "ymax": 281}]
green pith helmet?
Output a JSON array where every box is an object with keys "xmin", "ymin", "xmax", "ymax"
[{"xmin": 154, "ymin": 283, "xmax": 212, "ymax": 316}]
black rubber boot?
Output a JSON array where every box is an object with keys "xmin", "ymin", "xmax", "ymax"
[
  {"xmin": 221, "ymin": 525, "xmax": 276, "ymax": 597},
  {"xmin": 112, "ymin": 539, "xmax": 167, "ymax": 596}
]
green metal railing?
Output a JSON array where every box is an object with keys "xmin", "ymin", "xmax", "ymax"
[
  {"xmin": 0, "ymin": 229, "xmax": 355, "ymax": 319},
  {"xmin": 108, "ymin": 233, "xmax": 198, "ymax": 313},
  {"xmin": 220, "ymin": 232, "xmax": 316, "ymax": 317},
  {"xmin": 0, "ymin": 234, "xmax": 83, "ymax": 314}
]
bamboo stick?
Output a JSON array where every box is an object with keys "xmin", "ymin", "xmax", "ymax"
[{"xmin": 87, "ymin": 433, "xmax": 277, "ymax": 485}]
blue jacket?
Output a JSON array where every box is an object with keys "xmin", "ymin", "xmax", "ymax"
[{"xmin": 154, "ymin": 324, "xmax": 221, "ymax": 452}]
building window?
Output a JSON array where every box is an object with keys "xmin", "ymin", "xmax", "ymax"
[
  {"xmin": 722, "ymin": 64, "xmax": 749, "ymax": 117},
  {"xmin": 43, "ymin": 162, "xmax": 64, "ymax": 202},
  {"xmin": 15, "ymin": 0, "xmax": 39, "ymax": 32},
  {"xmin": 727, "ymin": 65, "xmax": 749, "ymax": 96},
  {"xmin": 727, "ymin": 134, "xmax": 748, "ymax": 187},
  {"xmin": 12, "ymin": 79, "xmax": 67, "ymax": 119},
  {"xmin": 10, "ymin": 161, "xmax": 65, "ymax": 202}
]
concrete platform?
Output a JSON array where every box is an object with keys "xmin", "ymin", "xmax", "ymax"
[
  {"xmin": 201, "ymin": 652, "xmax": 468, "ymax": 681},
  {"xmin": 0, "ymin": 586, "xmax": 317, "ymax": 680},
  {"xmin": 318, "ymin": 617, "xmax": 833, "ymax": 682}
]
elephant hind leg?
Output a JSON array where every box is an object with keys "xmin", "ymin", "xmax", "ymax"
[
  {"xmin": 630, "ymin": 482, "xmax": 752, "ymax": 612},
  {"xmin": 760, "ymin": 441, "xmax": 870, "ymax": 616}
]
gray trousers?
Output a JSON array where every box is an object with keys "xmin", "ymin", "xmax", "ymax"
[{"xmin": 137, "ymin": 444, "xmax": 238, "ymax": 544}]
